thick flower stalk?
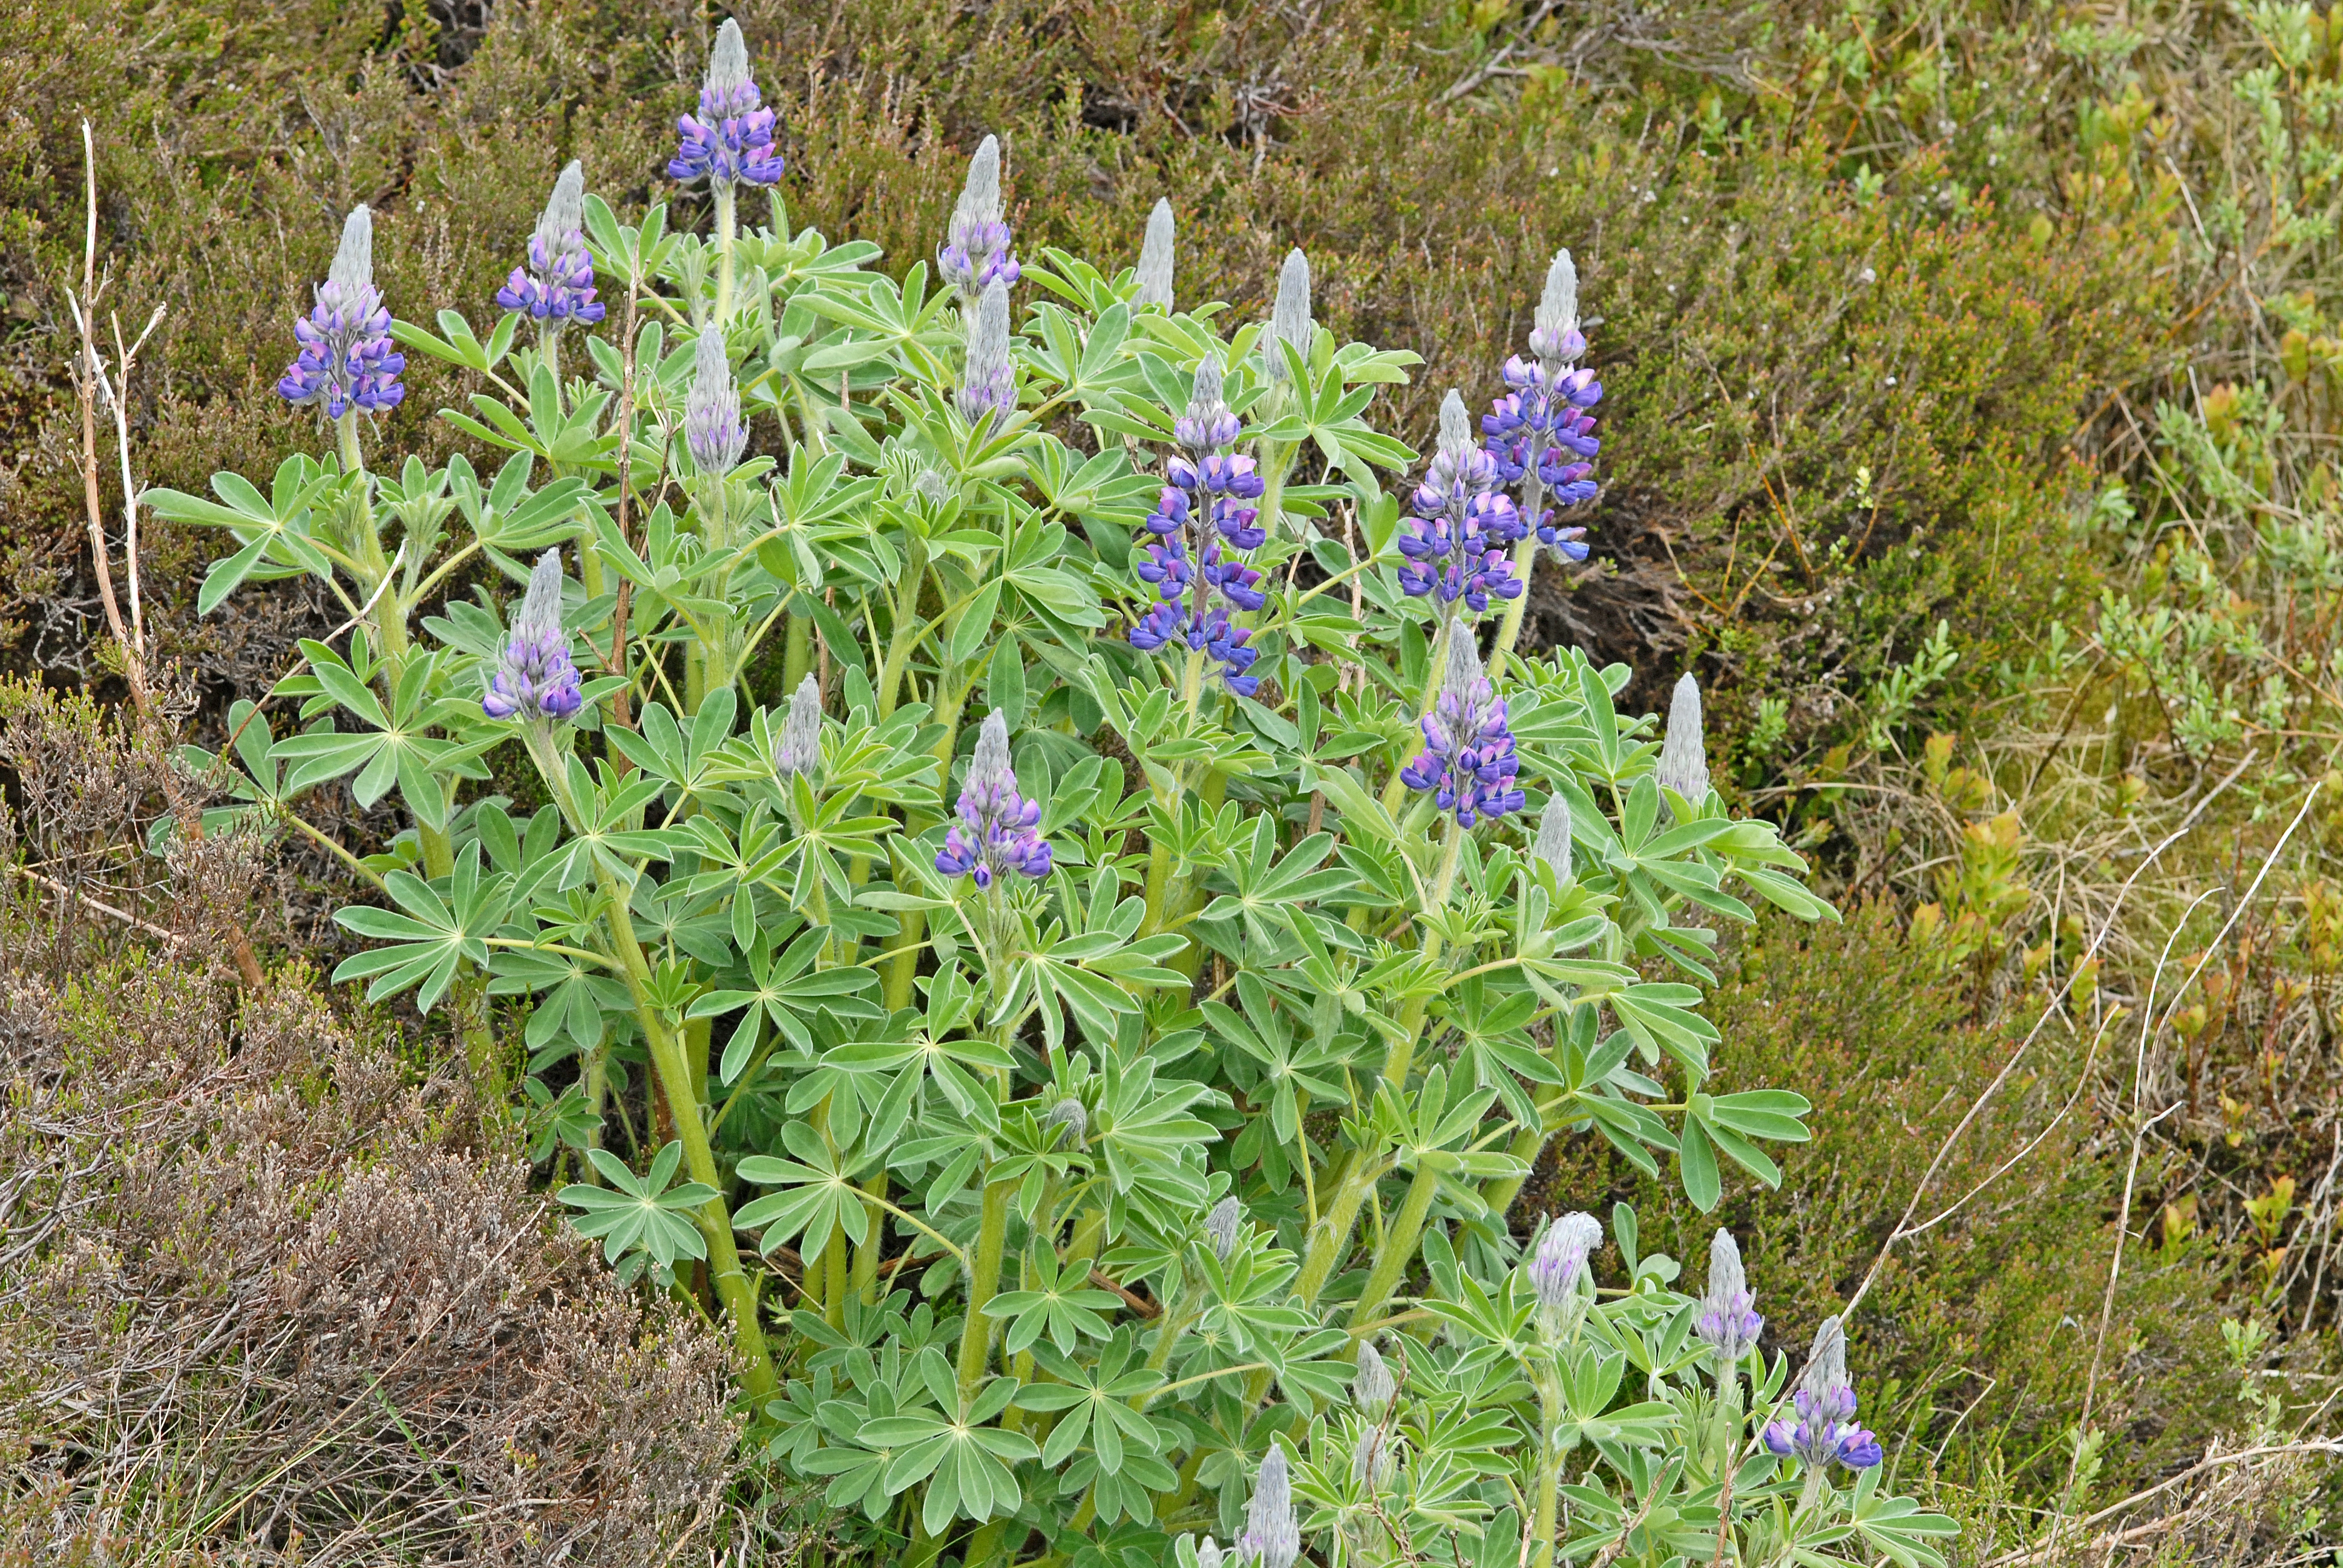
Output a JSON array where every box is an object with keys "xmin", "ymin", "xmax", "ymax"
[
  {"xmin": 957, "ymin": 279, "xmax": 1017, "ymax": 428},
  {"xmin": 277, "ymin": 205, "xmax": 405, "ymax": 422},
  {"xmin": 1763, "ymin": 1317, "xmax": 1882, "ymax": 1472},
  {"xmin": 1400, "ymin": 626, "xmax": 1525, "ymax": 828},
  {"xmin": 1484, "ymin": 250, "xmax": 1602, "ymax": 564},
  {"xmin": 497, "ymin": 161, "xmax": 606, "ymax": 327},
  {"xmin": 1129, "ymin": 354, "xmax": 1269, "ymax": 697},
  {"xmin": 935, "ymin": 710, "xmax": 1054, "ymax": 888},
  {"xmin": 1400, "ymin": 390, "xmax": 1527, "ymax": 613},
  {"xmin": 482, "ymin": 549, "xmax": 584, "ymax": 723},
  {"xmin": 1239, "ymin": 1446, "xmax": 1303, "ymax": 1568},
  {"xmin": 1135, "ymin": 198, "xmax": 1176, "ymax": 310},
  {"xmin": 667, "ymin": 19, "xmax": 785, "ymax": 190},
  {"xmin": 1656, "ymin": 672, "xmax": 1710, "ymax": 802},
  {"xmin": 939, "ymin": 134, "xmax": 1020, "ymax": 302},
  {"xmin": 684, "ymin": 325, "xmax": 747, "ymax": 476}
]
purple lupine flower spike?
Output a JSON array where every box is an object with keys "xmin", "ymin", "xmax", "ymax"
[
  {"xmin": 1400, "ymin": 624, "xmax": 1528, "ymax": 828},
  {"xmin": 957, "ymin": 279, "xmax": 1017, "ymax": 426},
  {"xmin": 278, "ymin": 206, "xmax": 406, "ymax": 420},
  {"xmin": 939, "ymin": 136, "xmax": 1020, "ymax": 302},
  {"xmin": 497, "ymin": 161, "xmax": 606, "ymax": 325},
  {"xmin": 934, "ymin": 710, "xmax": 1054, "ymax": 888},
  {"xmin": 1128, "ymin": 352, "xmax": 1269, "ymax": 695},
  {"xmin": 1696, "ymin": 1229, "xmax": 1764, "ymax": 1369},
  {"xmin": 1488, "ymin": 249, "xmax": 1602, "ymax": 563},
  {"xmin": 685, "ymin": 326, "xmax": 747, "ymax": 474},
  {"xmin": 1763, "ymin": 1316, "xmax": 1882, "ymax": 1471},
  {"xmin": 668, "ymin": 19, "xmax": 785, "ymax": 189},
  {"xmin": 1239, "ymin": 1446, "xmax": 1302, "ymax": 1568},
  {"xmin": 1399, "ymin": 390, "xmax": 1525, "ymax": 613},
  {"xmin": 1135, "ymin": 199, "xmax": 1175, "ymax": 310},
  {"xmin": 482, "ymin": 549, "xmax": 585, "ymax": 722}
]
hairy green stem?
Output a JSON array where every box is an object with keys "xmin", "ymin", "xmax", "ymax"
[{"xmin": 957, "ymin": 1176, "xmax": 1014, "ymax": 1397}]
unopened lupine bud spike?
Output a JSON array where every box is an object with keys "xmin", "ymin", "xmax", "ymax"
[
  {"xmin": 775, "ymin": 673, "xmax": 822, "ymax": 780},
  {"xmin": 1528, "ymin": 1210, "xmax": 1603, "ymax": 1318},
  {"xmin": 542, "ymin": 161, "xmax": 586, "ymax": 244},
  {"xmin": 1441, "ymin": 619, "xmax": 1485, "ymax": 705},
  {"xmin": 1533, "ymin": 794, "xmax": 1573, "ymax": 880},
  {"xmin": 1530, "ymin": 249, "xmax": 1580, "ymax": 364},
  {"xmin": 1656, "ymin": 672, "xmax": 1709, "ymax": 801},
  {"xmin": 1352, "ymin": 1425, "xmax": 1395, "ymax": 1490},
  {"xmin": 956, "ymin": 279, "xmax": 1017, "ymax": 425},
  {"xmin": 1136, "ymin": 198, "xmax": 1176, "ymax": 309},
  {"xmin": 1353, "ymin": 1341, "xmax": 1395, "ymax": 1414},
  {"xmin": 1265, "ymin": 247, "xmax": 1311, "ymax": 382},
  {"xmin": 963, "ymin": 137, "xmax": 1002, "ymax": 221},
  {"xmin": 972, "ymin": 708, "xmax": 1012, "ymax": 791},
  {"xmin": 1242, "ymin": 1447, "xmax": 1302, "ymax": 1568},
  {"xmin": 1190, "ymin": 354, "xmax": 1225, "ymax": 423},
  {"xmin": 1194, "ymin": 1538, "xmax": 1225, "ymax": 1568},
  {"xmin": 685, "ymin": 325, "xmax": 747, "ymax": 474},
  {"xmin": 1046, "ymin": 1096, "xmax": 1088, "ymax": 1143},
  {"xmin": 519, "ymin": 547, "xmax": 563, "ymax": 636},
  {"xmin": 1438, "ymin": 388, "xmax": 1475, "ymax": 456},
  {"xmin": 707, "ymin": 17, "xmax": 752, "ymax": 95},
  {"xmin": 1205, "ymin": 1195, "xmax": 1243, "ymax": 1260},
  {"xmin": 1696, "ymin": 1227, "xmax": 1764, "ymax": 1367},
  {"xmin": 329, "ymin": 206, "xmax": 375, "ymax": 296}
]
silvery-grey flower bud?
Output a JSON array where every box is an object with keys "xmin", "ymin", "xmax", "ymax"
[
  {"xmin": 1529, "ymin": 1210, "xmax": 1602, "ymax": 1310},
  {"xmin": 537, "ymin": 160, "xmax": 588, "ymax": 254},
  {"xmin": 1136, "ymin": 198, "xmax": 1176, "ymax": 310},
  {"xmin": 1351, "ymin": 1425, "xmax": 1397, "ymax": 1491},
  {"xmin": 775, "ymin": 673, "xmax": 822, "ymax": 781},
  {"xmin": 1046, "ymin": 1096, "xmax": 1088, "ymax": 1144},
  {"xmin": 1264, "ymin": 247, "xmax": 1311, "ymax": 383},
  {"xmin": 1533, "ymin": 794, "xmax": 1573, "ymax": 881},
  {"xmin": 1440, "ymin": 617, "xmax": 1485, "ymax": 710},
  {"xmin": 684, "ymin": 325, "xmax": 747, "ymax": 474},
  {"xmin": 1695, "ymin": 1228, "xmax": 1763, "ymax": 1367},
  {"xmin": 1194, "ymin": 1537, "xmax": 1225, "ymax": 1568},
  {"xmin": 957, "ymin": 135, "xmax": 1003, "ymax": 229},
  {"xmin": 971, "ymin": 708, "xmax": 1013, "ymax": 797},
  {"xmin": 956, "ymin": 279, "xmax": 1017, "ymax": 425},
  {"xmin": 1437, "ymin": 388, "xmax": 1474, "ymax": 463},
  {"xmin": 706, "ymin": 16, "xmax": 753, "ymax": 99},
  {"xmin": 1656, "ymin": 673, "xmax": 1709, "ymax": 802},
  {"xmin": 1204, "ymin": 1195, "xmax": 1243, "ymax": 1261},
  {"xmin": 329, "ymin": 204, "xmax": 376, "ymax": 298},
  {"xmin": 1352, "ymin": 1341, "xmax": 1395, "ymax": 1415},
  {"xmin": 1529, "ymin": 249, "xmax": 1584, "ymax": 366},
  {"xmin": 1242, "ymin": 1446, "xmax": 1301, "ymax": 1568}
]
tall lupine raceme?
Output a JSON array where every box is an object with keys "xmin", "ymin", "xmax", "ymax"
[
  {"xmin": 667, "ymin": 19, "xmax": 785, "ymax": 191},
  {"xmin": 1696, "ymin": 1228, "xmax": 1765, "ymax": 1368},
  {"xmin": 935, "ymin": 710, "xmax": 1054, "ymax": 889},
  {"xmin": 1128, "ymin": 354, "xmax": 1269, "ymax": 696},
  {"xmin": 773, "ymin": 673, "xmax": 822, "ymax": 782},
  {"xmin": 1240, "ymin": 1446, "xmax": 1303, "ymax": 1568},
  {"xmin": 1532, "ymin": 792, "xmax": 1573, "ymax": 881},
  {"xmin": 1765, "ymin": 1317, "xmax": 1884, "ymax": 1472},
  {"xmin": 496, "ymin": 160, "xmax": 606, "ymax": 328},
  {"xmin": 1401, "ymin": 626, "xmax": 1526, "ymax": 828},
  {"xmin": 939, "ymin": 135, "xmax": 1020, "ymax": 303},
  {"xmin": 1263, "ymin": 247, "xmax": 1312, "ymax": 385},
  {"xmin": 1399, "ymin": 390, "xmax": 1527, "ymax": 613},
  {"xmin": 1486, "ymin": 249, "xmax": 1603, "ymax": 566},
  {"xmin": 481, "ymin": 550, "xmax": 584, "ymax": 724},
  {"xmin": 684, "ymin": 325, "xmax": 748, "ymax": 475},
  {"xmin": 277, "ymin": 206, "xmax": 405, "ymax": 423}
]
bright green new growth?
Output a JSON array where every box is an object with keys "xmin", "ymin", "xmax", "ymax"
[{"xmin": 148, "ymin": 141, "xmax": 1940, "ymax": 1567}]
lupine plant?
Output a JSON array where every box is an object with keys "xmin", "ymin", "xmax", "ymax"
[{"xmin": 143, "ymin": 20, "xmax": 1950, "ymax": 1564}]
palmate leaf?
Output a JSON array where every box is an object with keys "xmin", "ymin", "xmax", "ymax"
[
  {"xmin": 735, "ymin": 1121, "xmax": 877, "ymax": 1263},
  {"xmin": 330, "ymin": 844, "xmax": 508, "ymax": 1010},
  {"xmin": 556, "ymin": 1141, "xmax": 715, "ymax": 1268}
]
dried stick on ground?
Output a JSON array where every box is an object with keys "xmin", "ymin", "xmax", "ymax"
[{"xmin": 61, "ymin": 120, "xmax": 263, "ymax": 987}]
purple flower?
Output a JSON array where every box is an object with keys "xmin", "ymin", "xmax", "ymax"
[
  {"xmin": 1762, "ymin": 1317, "xmax": 1881, "ymax": 1471},
  {"xmin": 1400, "ymin": 626, "xmax": 1527, "ymax": 828},
  {"xmin": 1400, "ymin": 393, "xmax": 1526, "ymax": 613},
  {"xmin": 482, "ymin": 550, "xmax": 585, "ymax": 723},
  {"xmin": 934, "ymin": 710, "xmax": 1054, "ymax": 889},
  {"xmin": 1527, "ymin": 1210, "xmax": 1602, "ymax": 1312},
  {"xmin": 278, "ymin": 206, "xmax": 406, "ymax": 420},
  {"xmin": 1126, "ymin": 353, "xmax": 1265, "ymax": 694},
  {"xmin": 957, "ymin": 279, "xmax": 1017, "ymax": 427},
  {"xmin": 684, "ymin": 326, "xmax": 747, "ymax": 474},
  {"xmin": 1481, "ymin": 251, "xmax": 1604, "ymax": 561},
  {"xmin": 668, "ymin": 20, "xmax": 785, "ymax": 189},
  {"xmin": 1696, "ymin": 1229, "xmax": 1764, "ymax": 1368},
  {"xmin": 939, "ymin": 136, "xmax": 1020, "ymax": 302},
  {"xmin": 497, "ymin": 161, "xmax": 606, "ymax": 326},
  {"xmin": 1239, "ymin": 1446, "xmax": 1302, "ymax": 1568}
]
